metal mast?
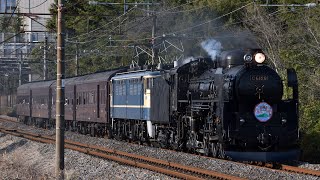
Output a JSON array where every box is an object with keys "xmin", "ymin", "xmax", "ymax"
[
  {"xmin": 43, "ymin": 35, "xmax": 48, "ymax": 80},
  {"xmin": 56, "ymin": 0, "xmax": 65, "ymax": 179}
]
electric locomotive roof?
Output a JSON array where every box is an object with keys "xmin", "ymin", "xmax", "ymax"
[{"xmin": 111, "ymin": 70, "xmax": 161, "ymax": 80}]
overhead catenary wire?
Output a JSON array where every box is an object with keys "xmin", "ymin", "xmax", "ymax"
[
  {"xmin": 66, "ymin": 6, "xmax": 138, "ymax": 41},
  {"xmin": 62, "ymin": 1, "xmax": 258, "ymax": 64},
  {"xmin": 66, "ymin": 15, "xmax": 153, "ymax": 44},
  {"xmin": 2, "ymin": 0, "xmax": 21, "ymax": 31},
  {"xmin": 156, "ymin": 2, "xmax": 254, "ymax": 39},
  {"xmin": 70, "ymin": 1, "xmax": 255, "ymax": 45},
  {"xmin": 18, "ymin": 0, "xmax": 49, "ymax": 9},
  {"xmin": 75, "ymin": 3, "xmax": 297, "ymax": 59},
  {"xmin": 66, "ymin": 0, "xmax": 200, "ymax": 42},
  {"xmin": 135, "ymin": 5, "xmax": 208, "ymax": 14},
  {"xmin": 64, "ymin": 4, "xmax": 305, "ymax": 64}
]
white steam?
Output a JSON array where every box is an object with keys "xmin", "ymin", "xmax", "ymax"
[{"xmin": 201, "ymin": 39, "xmax": 223, "ymax": 60}]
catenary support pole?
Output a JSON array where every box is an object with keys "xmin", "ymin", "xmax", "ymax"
[
  {"xmin": 75, "ymin": 41, "xmax": 78, "ymax": 76},
  {"xmin": 19, "ymin": 51, "xmax": 22, "ymax": 86},
  {"xmin": 56, "ymin": 0, "xmax": 65, "ymax": 179},
  {"xmin": 151, "ymin": 9, "xmax": 156, "ymax": 66},
  {"xmin": 44, "ymin": 35, "xmax": 48, "ymax": 80}
]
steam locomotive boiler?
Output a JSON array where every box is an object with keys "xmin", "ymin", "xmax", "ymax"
[{"xmin": 168, "ymin": 49, "xmax": 300, "ymax": 161}]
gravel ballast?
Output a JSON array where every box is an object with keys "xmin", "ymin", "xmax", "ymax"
[
  {"xmin": 0, "ymin": 133, "xmax": 174, "ymax": 179},
  {"xmin": 0, "ymin": 117, "xmax": 319, "ymax": 179}
]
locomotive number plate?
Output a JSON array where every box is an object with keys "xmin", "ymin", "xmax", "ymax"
[{"xmin": 250, "ymin": 75, "xmax": 268, "ymax": 81}]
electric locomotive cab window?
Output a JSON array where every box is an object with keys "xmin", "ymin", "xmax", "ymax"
[
  {"xmin": 144, "ymin": 78, "xmax": 154, "ymax": 91},
  {"xmin": 129, "ymin": 80, "xmax": 134, "ymax": 95},
  {"xmin": 129, "ymin": 78, "xmax": 141, "ymax": 95},
  {"xmin": 119, "ymin": 82, "xmax": 122, "ymax": 95},
  {"xmin": 137, "ymin": 83, "xmax": 142, "ymax": 95}
]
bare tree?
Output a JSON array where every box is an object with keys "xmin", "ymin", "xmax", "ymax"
[{"xmin": 243, "ymin": 4, "xmax": 287, "ymax": 72}]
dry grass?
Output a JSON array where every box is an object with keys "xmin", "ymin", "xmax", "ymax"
[{"xmin": 0, "ymin": 153, "xmax": 52, "ymax": 179}]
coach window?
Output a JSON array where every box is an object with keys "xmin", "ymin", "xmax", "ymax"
[
  {"xmin": 93, "ymin": 92, "xmax": 96, "ymax": 104},
  {"xmin": 102, "ymin": 90, "xmax": 106, "ymax": 104},
  {"xmin": 83, "ymin": 92, "xmax": 86, "ymax": 105},
  {"xmin": 41, "ymin": 97, "xmax": 45, "ymax": 105},
  {"xmin": 89, "ymin": 92, "xmax": 94, "ymax": 104},
  {"xmin": 78, "ymin": 93, "xmax": 82, "ymax": 105}
]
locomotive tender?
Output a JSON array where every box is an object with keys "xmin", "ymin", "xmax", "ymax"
[{"xmin": 16, "ymin": 49, "xmax": 299, "ymax": 162}]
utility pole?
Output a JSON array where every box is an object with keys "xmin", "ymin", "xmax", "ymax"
[
  {"xmin": 56, "ymin": 0, "xmax": 65, "ymax": 179},
  {"xmin": 75, "ymin": 41, "xmax": 79, "ymax": 76},
  {"xmin": 151, "ymin": 13, "xmax": 156, "ymax": 66},
  {"xmin": 43, "ymin": 35, "xmax": 48, "ymax": 80},
  {"xmin": 123, "ymin": 0, "xmax": 127, "ymax": 14},
  {"xmin": 19, "ymin": 51, "xmax": 22, "ymax": 86}
]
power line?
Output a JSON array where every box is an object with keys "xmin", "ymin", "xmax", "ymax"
[
  {"xmin": 135, "ymin": 5, "xmax": 208, "ymax": 14},
  {"xmin": 67, "ymin": 0, "xmax": 201, "ymax": 42},
  {"xmin": 66, "ymin": 6, "xmax": 138, "ymax": 41},
  {"xmin": 72, "ymin": 2, "xmax": 254, "ymax": 44},
  {"xmin": 19, "ymin": 0, "xmax": 50, "ymax": 9},
  {"xmin": 66, "ymin": 15, "xmax": 153, "ymax": 44},
  {"xmin": 0, "ymin": 32, "xmax": 21, "ymax": 45},
  {"xmin": 2, "ymin": 0, "xmax": 21, "ymax": 31},
  {"xmin": 259, "ymin": 3, "xmax": 317, "ymax": 8},
  {"xmin": 22, "ymin": 13, "xmax": 56, "ymax": 32},
  {"xmin": 156, "ymin": 2, "xmax": 254, "ymax": 39}
]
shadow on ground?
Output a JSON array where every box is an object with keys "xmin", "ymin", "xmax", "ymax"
[{"xmin": 0, "ymin": 139, "xmax": 28, "ymax": 155}]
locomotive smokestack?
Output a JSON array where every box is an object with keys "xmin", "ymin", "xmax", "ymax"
[{"xmin": 201, "ymin": 39, "xmax": 223, "ymax": 61}]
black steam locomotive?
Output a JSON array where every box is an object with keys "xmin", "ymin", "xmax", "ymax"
[{"xmin": 16, "ymin": 49, "xmax": 300, "ymax": 162}]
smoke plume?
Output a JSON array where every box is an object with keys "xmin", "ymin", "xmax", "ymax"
[{"xmin": 200, "ymin": 39, "xmax": 223, "ymax": 61}]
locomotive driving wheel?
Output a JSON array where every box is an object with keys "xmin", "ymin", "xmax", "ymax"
[
  {"xmin": 203, "ymin": 135, "xmax": 219, "ymax": 157},
  {"xmin": 211, "ymin": 143, "xmax": 218, "ymax": 157},
  {"xmin": 203, "ymin": 139, "xmax": 211, "ymax": 156},
  {"xmin": 217, "ymin": 142, "xmax": 225, "ymax": 159}
]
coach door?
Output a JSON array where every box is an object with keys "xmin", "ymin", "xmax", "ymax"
[
  {"xmin": 97, "ymin": 84, "xmax": 100, "ymax": 119},
  {"xmin": 73, "ymin": 85, "xmax": 76, "ymax": 121},
  {"xmin": 29, "ymin": 90, "xmax": 32, "ymax": 118}
]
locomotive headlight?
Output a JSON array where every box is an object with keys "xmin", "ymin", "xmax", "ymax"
[
  {"xmin": 240, "ymin": 118, "xmax": 245, "ymax": 125},
  {"xmin": 281, "ymin": 118, "xmax": 287, "ymax": 124},
  {"xmin": 254, "ymin": 53, "xmax": 266, "ymax": 64}
]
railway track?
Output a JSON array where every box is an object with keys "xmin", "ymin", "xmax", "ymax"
[
  {"xmin": 0, "ymin": 116, "xmax": 319, "ymax": 178},
  {"xmin": 0, "ymin": 124, "xmax": 243, "ymax": 180}
]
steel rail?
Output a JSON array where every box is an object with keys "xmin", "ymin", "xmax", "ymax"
[
  {"xmin": 0, "ymin": 125, "xmax": 243, "ymax": 180},
  {"xmin": 1, "ymin": 117, "xmax": 319, "ymax": 178}
]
